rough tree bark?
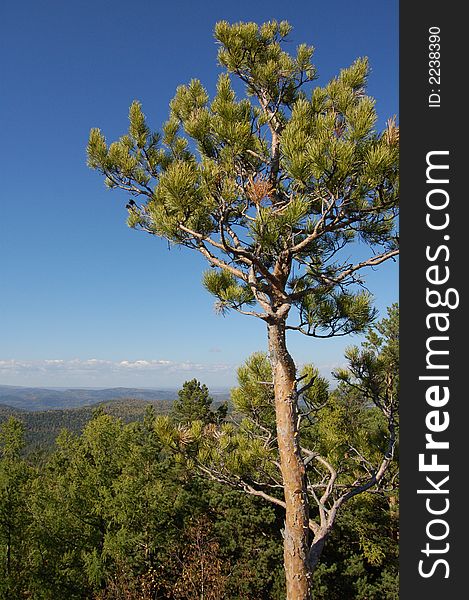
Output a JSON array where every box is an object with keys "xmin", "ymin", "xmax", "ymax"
[{"xmin": 268, "ymin": 320, "xmax": 311, "ymax": 599}]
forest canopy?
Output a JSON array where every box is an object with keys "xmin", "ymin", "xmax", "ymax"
[{"xmin": 0, "ymin": 307, "xmax": 399, "ymax": 599}]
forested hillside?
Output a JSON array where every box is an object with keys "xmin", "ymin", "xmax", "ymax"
[
  {"xmin": 0, "ymin": 399, "xmax": 174, "ymax": 454},
  {"xmin": 0, "ymin": 310, "xmax": 399, "ymax": 599}
]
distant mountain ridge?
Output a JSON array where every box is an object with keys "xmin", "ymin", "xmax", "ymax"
[{"xmin": 0, "ymin": 384, "xmax": 229, "ymax": 412}]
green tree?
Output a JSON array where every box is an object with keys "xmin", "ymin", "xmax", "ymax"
[
  {"xmin": 0, "ymin": 418, "xmax": 32, "ymax": 600},
  {"xmin": 206, "ymin": 485, "xmax": 285, "ymax": 598},
  {"xmin": 173, "ymin": 378, "xmax": 227, "ymax": 424},
  {"xmin": 26, "ymin": 413, "xmax": 136, "ymax": 598},
  {"xmin": 308, "ymin": 305, "xmax": 399, "ymax": 598},
  {"xmin": 172, "ymin": 307, "xmax": 399, "ymax": 596},
  {"xmin": 88, "ymin": 20, "xmax": 398, "ymax": 598}
]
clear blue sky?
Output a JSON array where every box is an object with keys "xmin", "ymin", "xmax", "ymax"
[{"xmin": 0, "ymin": 0, "xmax": 398, "ymax": 389}]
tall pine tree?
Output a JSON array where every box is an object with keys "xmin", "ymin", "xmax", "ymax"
[{"xmin": 88, "ymin": 20, "xmax": 398, "ymax": 599}]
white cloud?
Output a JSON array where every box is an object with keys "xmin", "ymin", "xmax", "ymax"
[
  {"xmin": 0, "ymin": 358, "xmax": 342, "ymax": 388},
  {"xmin": 0, "ymin": 358, "xmax": 234, "ymax": 388}
]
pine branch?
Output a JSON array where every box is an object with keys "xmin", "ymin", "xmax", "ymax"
[
  {"xmin": 289, "ymin": 248, "xmax": 399, "ymax": 305},
  {"xmin": 195, "ymin": 243, "xmax": 248, "ymax": 282}
]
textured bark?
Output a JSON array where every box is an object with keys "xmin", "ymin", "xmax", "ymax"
[{"xmin": 268, "ymin": 321, "xmax": 311, "ymax": 600}]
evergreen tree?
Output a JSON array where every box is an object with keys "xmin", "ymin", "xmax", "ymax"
[
  {"xmin": 0, "ymin": 418, "xmax": 32, "ymax": 599},
  {"xmin": 172, "ymin": 309, "xmax": 397, "ymax": 579},
  {"xmin": 88, "ymin": 20, "xmax": 398, "ymax": 599},
  {"xmin": 173, "ymin": 379, "xmax": 228, "ymax": 425},
  {"xmin": 164, "ymin": 308, "xmax": 398, "ymax": 596},
  {"xmin": 173, "ymin": 379, "xmax": 213, "ymax": 424}
]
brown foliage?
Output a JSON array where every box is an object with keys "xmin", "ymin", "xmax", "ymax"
[
  {"xmin": 170, "ymin": 517, "xmax": 227, "ymax": 600},
  {"xmin": 95, "ymin": 566, "xmax": 157, "ymax": 600},
  {"xmin": 246, "ymin": 175, "xmax": 274, "ymax": 206}
]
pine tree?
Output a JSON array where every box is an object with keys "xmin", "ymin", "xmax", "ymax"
[
  {"xmin": 182, "ymin": 308, "xmax": 398, "ymax": 591},
  {"xmin": 173, "ymin": 379, "xmax": 213, "ymax": 424},
  {"xmin": 173, "ymin": 379, "xmax": 228, "ymax": 425},
  {"xmin": 88, "ymin": 20, "xmax": 398, "ymax": 599},
  {"xmin": 0, "ymin": 418, "xmax": 32, "ymax": 599}
]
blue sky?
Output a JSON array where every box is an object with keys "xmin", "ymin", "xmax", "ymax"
[{"xmin": 0, "ymin": 0, "xmax": 398, "ymax": 389}]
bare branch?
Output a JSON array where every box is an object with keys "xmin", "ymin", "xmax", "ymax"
[
  {"xmin": 195, "ymin": 243, "xmax": 248, "ymax": 282},
  {"xmin": 297, "ymin": 374, "xmax": 317, "ymax": 397}
]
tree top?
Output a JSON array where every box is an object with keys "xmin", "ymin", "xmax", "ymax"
[{"xmin": 88, "ymin": 20, "xmax": 398, "ymax": 337}]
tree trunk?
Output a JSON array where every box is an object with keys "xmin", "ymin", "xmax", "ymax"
[{"xmin": 268, "ymin": 321, "xmax": 311, "ymax": 600}]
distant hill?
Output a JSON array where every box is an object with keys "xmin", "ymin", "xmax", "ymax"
[
  {"xmin": 0, "ymin": 397, "xmax": 178, "ymax": 453},
  {"xmin": 0, "ymin": 387, "xmax": 230, "ymax": 453},
  {"xmin": 0, "ymin": 385, "xmax": 230, "ymax": 412},
  {"xmin": 0, "ymin": 384, "xmax": 185, "ymax": 411}
]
